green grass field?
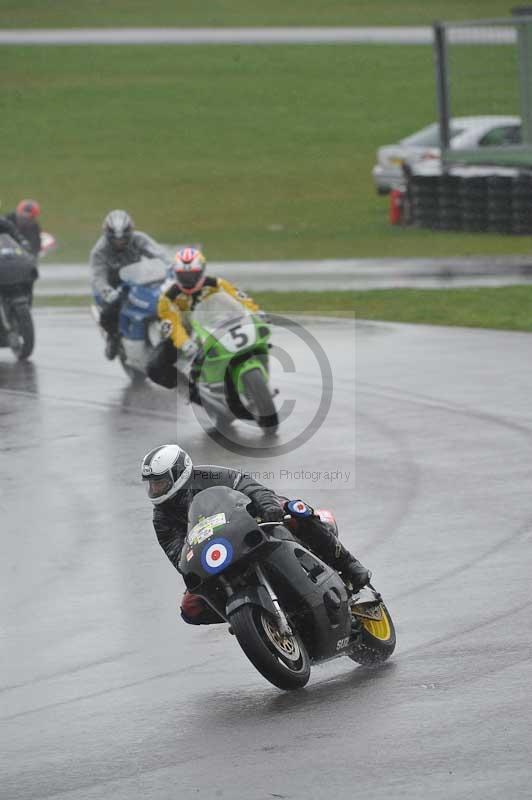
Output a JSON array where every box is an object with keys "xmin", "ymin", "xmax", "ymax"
[
  {"xmin": 2, "ymin": 41, "xmax": 529, "ymax": 263},
  {"xmin": 255, "ymin": 287, "xmax": 532, "ymax": 330},
  {"xmin": 35, "ymin": 286, "xmax": 532, "ymax": 332},
  {"xmin": 0, "ymin": 2, "xmax": 514, "ymax": 28}
]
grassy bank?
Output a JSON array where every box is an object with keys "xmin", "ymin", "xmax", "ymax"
[
  {"xmin": 35, "ymin": 286, "xmax": 532, "ymax": 331},
  {"xmin": 0, "ymin": 1, "xmax": 512, "ymax": 28},
  {"xmin": 2, "ymin": 43, "xmax": 529, "ymax": 261}
]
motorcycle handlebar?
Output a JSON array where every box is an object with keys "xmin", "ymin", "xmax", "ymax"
[{"xmin": 258, "ymin": 515, "xmax": 292, "ymax": 527}]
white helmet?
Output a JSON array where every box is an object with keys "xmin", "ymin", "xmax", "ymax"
[
  {"xmin": 141, "ymin": 444, "xmax": 193, "ymax": 505},
  {"xmin": 173, "ymin": 247, "xmax": 206, "ymax": 295}
]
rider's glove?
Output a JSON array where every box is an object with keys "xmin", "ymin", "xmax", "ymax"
[
  {"xmin": 176, "ymin": 339, "xmax": 199, "ymax": 379},
  {"xmin": 102, "ymin": 286, "xmax": 120, "ymax": 305},
  {"xmin": 284, "ymin": 499, "xmax": 315, "ymax": 519},
  {"xmin": 181, "ymin": 338, "xmax": 199, "ymax": 361},
  {"xmin": 260, "ymin": 503, "xmax": 285, "ymax": 523},
  {"xmin": 160, "ymin": 319, "xmax": 173, "ymax": 339}
]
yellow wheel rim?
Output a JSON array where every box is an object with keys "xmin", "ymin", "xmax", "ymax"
[{"xmin": 360, "ymin": 606, "xmax": 391, "ymax": 641}]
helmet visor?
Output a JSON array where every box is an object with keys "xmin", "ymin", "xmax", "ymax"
[
  {"xmin": 176, "ymin": 270, "xmax": 203, "ymax": 291},
  {"xmin": 109, "ymin": 234, "xmax": 131, "ymax": 249},
  {"xmin": 106, "ymin": 224, "xmax": 132, "ymax": 248},
  {"xmin": 146, "ymin": 474, "xmax": 173, "ymax": 499}
]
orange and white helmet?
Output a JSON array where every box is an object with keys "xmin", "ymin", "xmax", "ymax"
[
  {"xmin": 16, "ymin": 199, "xmax": 40, "ymax": 219},
  {"xmin": 174, "ymin": 247, "xmax": 206, "ymax": 295}
]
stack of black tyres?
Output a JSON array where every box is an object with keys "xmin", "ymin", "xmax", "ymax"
[
  {"xmin": 407, "ymin": 170, "xmax": 532, "ymax": 233},
  {"xmin": 486, "ymin": 175, "xmax": 514, "ymax": 233},
  {"xmin": 459, "ymin": 176, "xmax": 488, "ymax": 232},
  {"xmin": 437, "ymin": 174, "xmax": 461, "ymax": 230},
  {"xmin": 409, "ymin": 175, "xmax": 440, "ymax": 228},
  {"xmin": 512, "ymin": 173, "xmax": 532, "ymax": 234}
]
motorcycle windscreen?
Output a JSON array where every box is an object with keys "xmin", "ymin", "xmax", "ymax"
[
  {"xmin": 187, "ymin": 485, "xmax": 253, "ymax": 533},
  {"xmin": 182, "ymin": 486, "xmax": 260, "ymax": 580},
  {"xmin": 0, "ymin": 238, "xmax": 37, "ymax": 286},
  {"xmin": 193, "ymin": 293, "xmax": 257, "ymax": 352},
  {"xmin": 118, "ymin": 257, "xmax": 168, "ymax": 286}
]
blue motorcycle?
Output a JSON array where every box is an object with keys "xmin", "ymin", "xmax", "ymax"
[{"xmin": 92, "ymin": 258, "xmax": 168, "ymax": 382}]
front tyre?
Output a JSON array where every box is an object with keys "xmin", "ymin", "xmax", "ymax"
[
  {"xmin": 241, "ymin": 368, "xmax": 279, "ymax": 433},
  {"xmin": 9, "ymin": 304, "xmax": 34, "ymax": 360},
  {"xmin": 230, "ymin": 605, "xmax": 310, "ymax": 690},
  {"xmin": 348, "ymin": 602, "xmax": 396, "ymax": 666}
]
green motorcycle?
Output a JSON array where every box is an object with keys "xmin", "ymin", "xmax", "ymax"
[{"xmin": 189, "ymin": 292, "xmax": 279, "ymax": 433}]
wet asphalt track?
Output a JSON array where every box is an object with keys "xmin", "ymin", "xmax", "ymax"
[{"xmin": 1, "ymin": 309, "xmax": 532, "ymax": 800}]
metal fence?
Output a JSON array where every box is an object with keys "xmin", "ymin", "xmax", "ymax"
[{"xmin": 434, "ymin": 11, "xmax": 532, "ymax": 168}]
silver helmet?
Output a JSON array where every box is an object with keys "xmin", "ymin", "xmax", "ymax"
[
  {"xmin": 141, "ymin": 444, "xmax": 193, "ymax": 505},
  {"xmin": 103, "ymin": 209, "xmax": 134, "ymax": 250}
]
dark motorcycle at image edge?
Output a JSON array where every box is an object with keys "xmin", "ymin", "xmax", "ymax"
[
  {"xmin": 180, "ymin": 486, "xmax": 396, "ymax": 690},
  {"xmin": 0, "ymin": 234, "xmax": 38, "ymax": 360}
]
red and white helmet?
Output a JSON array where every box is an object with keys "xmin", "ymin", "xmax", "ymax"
[
  {"xmin": 174, "ymin": 247, "xmax": 206, "ymax": 295},
  {"xmin": 16, "ymin": 199, "xmax": 40, "ymax": 219}
]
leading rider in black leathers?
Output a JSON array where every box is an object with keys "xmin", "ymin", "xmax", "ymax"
[
  {"xmin": 0, "ymin": 215, "xmax": 31, "ymax": 252},
  {"xmin": 6, "ymin": 199, "xmax": 42, "ymax": 257},
  {"xmin": 141, "ymin": 444, "xmax": 370, "ymax": 625}
]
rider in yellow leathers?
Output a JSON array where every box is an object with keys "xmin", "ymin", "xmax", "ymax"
[{"xmin": 147, "ymin": 247, "xmax": 260, "ymax": 389}]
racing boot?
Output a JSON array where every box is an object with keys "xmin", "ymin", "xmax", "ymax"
[
  {"xmin": 295, "ymin": 515, "xmax": 371, "ymax": 593},
  {"xmin": 333, "ymin": 543, "xmax": 371, "ymax": 593},
  {"xmin": 104, "ymin": 333, "xmax": 119, "ymax": 361}
]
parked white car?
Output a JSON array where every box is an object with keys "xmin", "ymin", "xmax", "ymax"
[{"xmin": 372, "ymin": 115, "xmax": 521, "ymax": 194}]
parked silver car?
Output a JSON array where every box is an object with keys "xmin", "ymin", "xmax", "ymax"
[{"xmin": 372, "ymin": 115, "xmax": 521, "ymax": 194}]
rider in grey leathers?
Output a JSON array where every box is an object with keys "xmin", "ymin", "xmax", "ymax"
[{"xmin": 90, "ymin": 209, "xmax": 170, "ymax": 359}]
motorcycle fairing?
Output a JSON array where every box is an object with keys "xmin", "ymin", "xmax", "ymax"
[
  {"xmin": 260, "ymin": 541, "xmax": 352, "ymax": 661},
  {"xmin": 119, "ymin": 284, "xmax": 160, "ymax": 340},
  {"xmin": 179, "ymin": 486, "xmax": 353, "ymax": 662}
]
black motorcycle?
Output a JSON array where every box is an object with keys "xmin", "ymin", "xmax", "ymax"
[
  {"xmin": 0, "ymin": 234, "xmax": 38, "ymax": 360},
  {"xmin": 179, "ymin": 486, "xmax": 396, "ymax": 690}
]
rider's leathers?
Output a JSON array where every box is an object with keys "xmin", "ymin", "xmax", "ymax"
[
  {"xmin": 90, "ymin": 231, "xmax": 168, "ymax": 297},
  {"xmin": 157, "ymin": 276, "xmax": 259, "ymax": 350},
  {"xmin": 151, "ymin": 465, "xmax": 339, "ymax": 625}
]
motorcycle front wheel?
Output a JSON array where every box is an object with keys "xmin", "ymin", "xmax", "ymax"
[
  {"xmin": 241, "ymin": 368, "xmax": 279, "ymax": 433},
  {"xmin": 230, "ymin": 605, "xmax": 310, "ymax": 690},
  {"xmin": 9, "ymin": 304, "xmax": 34, "ymax": 360},
  {"xmin": 348, "ymin": 602, "xmax": 396, "ymax": 666}
]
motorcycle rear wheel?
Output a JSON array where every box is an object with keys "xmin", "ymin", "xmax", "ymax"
[
  {"xmin": 118, "ymin": 348, "xmax": 146, "ymax": 385},
  {"xmin": 348, "ymin": 602, "xmax": 396, "ymax": 666},
  {"xmin": 241, "ymin": 368, "xmax": 279, "ymax": 433},
  {"xmin": 230, "ymin": 605, "xmax": 310, "ymax": 690},
  {"xmin": 9, "ymin": 304, "xmax": 34, "ymax": 360}
]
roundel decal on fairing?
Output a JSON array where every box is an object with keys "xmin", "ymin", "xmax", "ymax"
[{"xmin": 201, "ymin": 537, "xmax": 234, "ymax": 574}]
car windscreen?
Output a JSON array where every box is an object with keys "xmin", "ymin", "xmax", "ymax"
[{"xmin": 401, "ymin": 123, "xmax": 464, "ymax": 147}]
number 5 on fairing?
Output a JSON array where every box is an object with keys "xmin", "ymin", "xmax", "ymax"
[
  {"xmin": 189, "ymin": 292, "xmax": 279, "ymax": 432},
  {"xmin": 229, "ymin": 325, "xmax": 249, "ymax": 349}
]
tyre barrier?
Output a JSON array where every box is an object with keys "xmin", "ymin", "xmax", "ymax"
[{"xmin": 405, "ymin": 169, "xmax": 532, "ymax": 233}]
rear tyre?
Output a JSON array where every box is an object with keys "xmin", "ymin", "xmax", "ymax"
[
  {"xmin": 229, "ymin": 605, "xmax": 310, "ymax": 690},
  {"xmin": 119, "ymin": 348, "xmax": 146, "ymax": 385},
  {"xmin": 348, "ymin": 602, "xmax": 396, "ymax": 666},
  {"xmin": 241, "ymin": 368, "xmax": 279, "ymax": 433},
  {"xmin": 9, "ymin": 304, "xmax": 34, "ymax": 360}
]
